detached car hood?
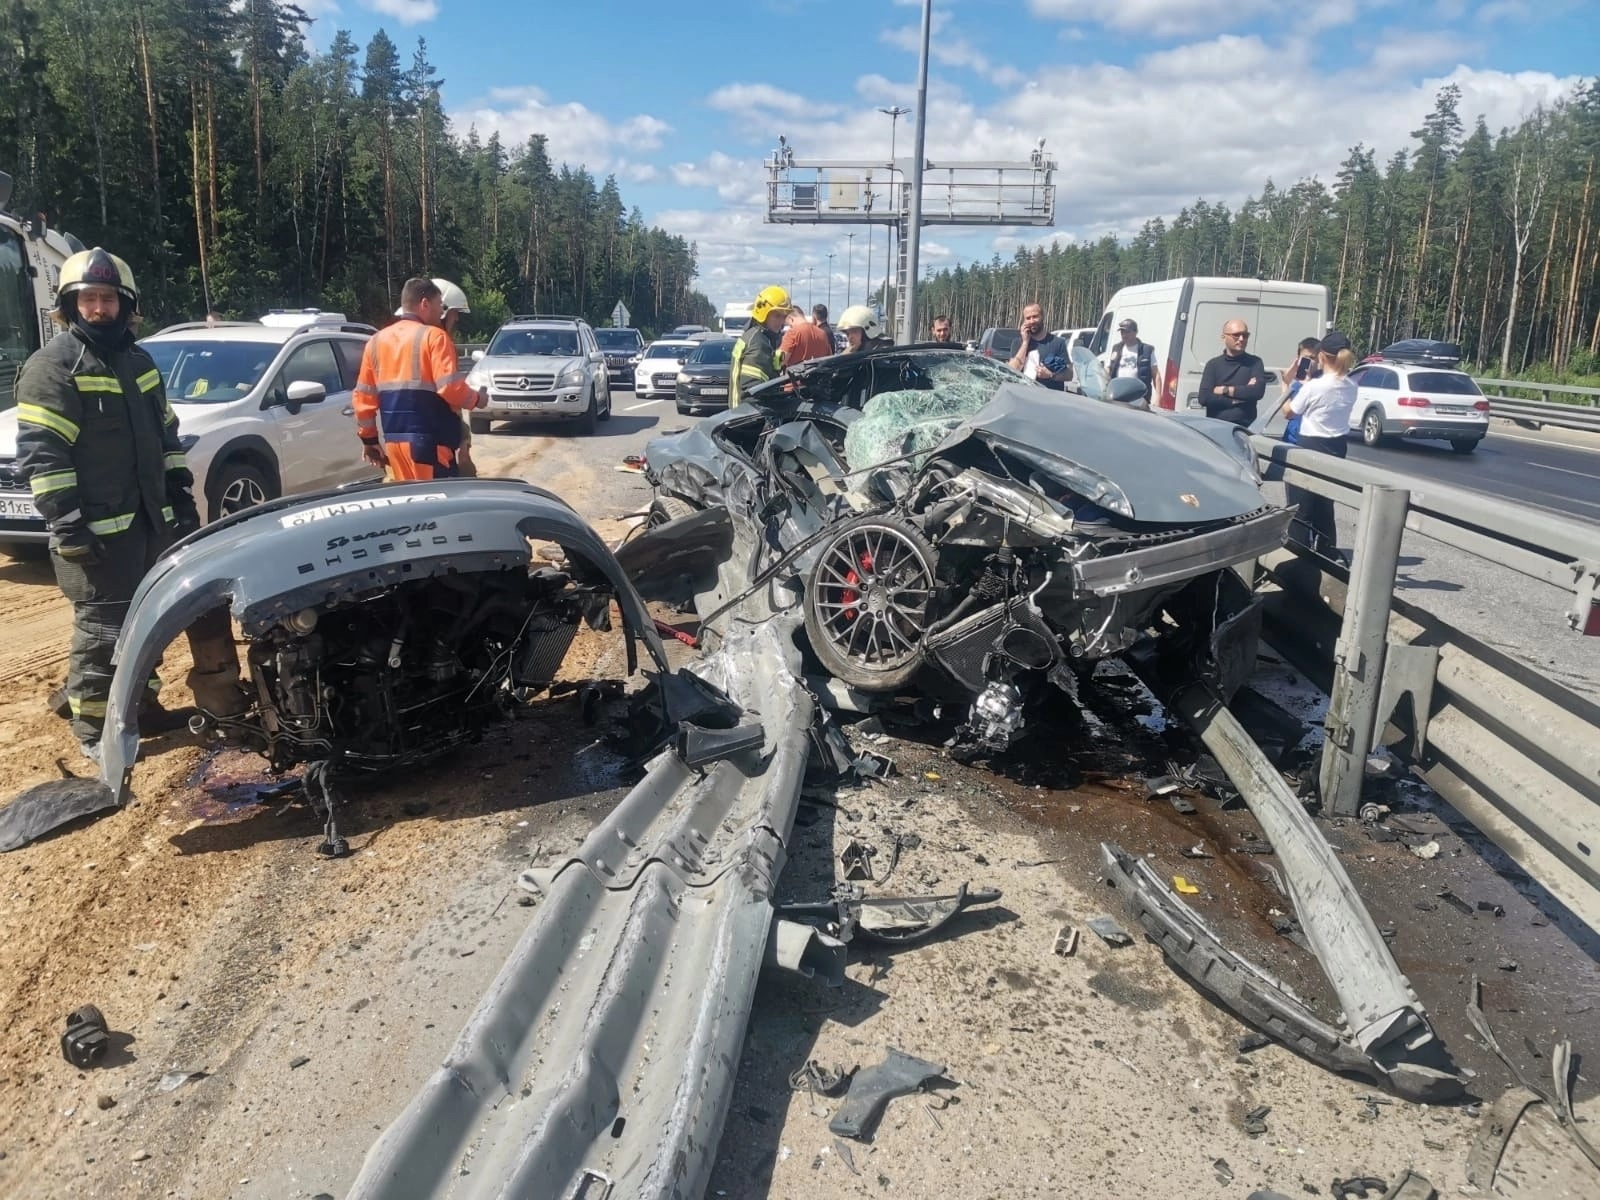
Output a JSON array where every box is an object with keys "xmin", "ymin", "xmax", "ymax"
[{"xmin": 934, "ymin": 383, "xmax": 1266, "ymax": 524}]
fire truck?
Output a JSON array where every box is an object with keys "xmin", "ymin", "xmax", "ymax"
[{"xmin": 0, "ymin": 170, "xmax": 81, "ymax": 411}]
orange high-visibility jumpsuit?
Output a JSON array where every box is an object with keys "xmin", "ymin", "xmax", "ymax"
[{"xmin": 353, "ymin": 316, "xmax": 477, "ymax": 480}]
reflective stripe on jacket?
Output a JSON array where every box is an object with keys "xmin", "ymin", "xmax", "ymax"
[
  {"xmin": 730, "ymin": 324, "xmax": 782, "ymax": 407},
  {"xmin": 352, "ymin": 315, "xmax": 477, "ymax": 469},
  {"xmin": 15, "ymin": 327, "xmax": 190, "ymax": 539}
]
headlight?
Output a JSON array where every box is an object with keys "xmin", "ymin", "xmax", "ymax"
[
  {"xmin": 179, "ymin": 434, "xmax": 200, "ymax": 451},
  {"xmin": 558, "ymin": 365, "xmax": 587, "ymax": 388},
  {"xmin": 676, "ymin": 372, "xmax": 691, "ymax": 384},
  {"xmin": 466, "ymin": 367, "xmax": 486, "ymax": 389}
]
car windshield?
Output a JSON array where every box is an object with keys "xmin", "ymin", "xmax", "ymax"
[
  {"xmin": 595, "ymin": 330, "xmax": 638, "ymax": 350},
  {"xmin": 689, "ymin": 341, "xmax": 734, "ymax": 365},
  {"xmin": 645, "ymin": 343, "xmax": 689, "ymax": 359},
  {"xmin": 1410, "ymin": 371, "xmax": 1483, "ymax": 396},
  {"xmin": 144, "ymin": 339, "xmax": 277, "ymax": 404},
  {"xmin": 487, "ymin": 328, "xmax": 580, "ymax": 357}
]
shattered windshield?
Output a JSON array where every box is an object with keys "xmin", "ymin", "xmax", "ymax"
[{"xmin": 843, "ymin": 355, "xmax": 1023, "ymax": 474}]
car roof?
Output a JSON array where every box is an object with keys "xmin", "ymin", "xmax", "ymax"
[
  {"xmin": 142, "ymin": 323, "xmax": 368, "ymax": 346},
  {"xmin": 500, "ymin": 314, "xmax": 585, "ymax": 328}
]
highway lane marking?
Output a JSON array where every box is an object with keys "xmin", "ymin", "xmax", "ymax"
[
  {"xmin": 624, "ymin": 398, "xmax": 664, "ymax": 411},
  {"xmin": 1489, "ymin": 428, "xmax": 1600, "ymax": 456},
  {"xmin": 1526, "ymin": 461, "xmax": 1600, "ymax": 480}
]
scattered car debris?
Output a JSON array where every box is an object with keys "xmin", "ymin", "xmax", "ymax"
[
  {"xmin": 1247, "ymin": 1191, "xmax": 1294, "ymax": 1200},
  {"xmin": 1172, "ymin": 876, "xmax": 1200, "ymax": 895},
  {"xmin": 832, "ymin": 1137, "xmax": 860, "ymax": 1176},
  {"xmin": 1331, "ymin": 1177, "xmax": 1389, "ymax": 1199},
  {"xmin": 1476, "ymin": 901, "xmax": 1505, "ymax": 917},
  {"xmin": 853, "ymin": 750, "xmax": 896, "ymax": 781},
  {"xmin": 1169, "ymin": 795, "xmax": 1197, "ymax": 815},
  {"xmin": 1184, "ymin": 842, "xmax": 1213, "ymax": 859},
  {"xmin": 155, "ymin": 1070, "xmax": 206, "ymax": 1093},
  {"xmin": 289, "ymin": 1055, "xmax": 310, "ymax": 1070},
  {"xmin": 1143, "ymin": 775, "xmax": 1181, "ymax": 797},
  {"xmin": 1437, "ymin": 890, "xmax": 1476, "ymax": 916},
  {"xmin": 1381, "ymin": 1169, "xmax": 1437, "ymax": 1199},
  {"xmin": 876, "ymin": 830, "xmax": 921, "ymax": 885},
  {"xmin": 840, "ymin": 840, "xmax": 876, "ymax": 881},
  {"xmin": 1052, "ymin": 926, "xmax": 1079, "ymax": 957},
  {"xmin": 780, "ymin": 883, "xmax": 1002, "ymax": 948},
  {"xmin": 828, "ymin": 1048, "xmax": 947, "ymax": 1140},
  {"xmin": 1242, "ymin": 1103, "xmax": 1271, "ymax": 1136},
  {"xmin": 60, "ymin": 1004, "xmax": 110, "ymax": 1068},
  {"xmin": 1213, "ymin": 1157, "xmax": 1234, "ymax": 1185},
  {"xmin": 1408, "ymin": 840, "xmax": 1441, "ymax": 860},
  {"xmin": 1237, "ymin": 1032, "xmax": 1272, "ymax": 1054},
  {"xmin": 1087, "ymin": 915, "xmax": 1133, "ymax": 947},
  {"xmin": 1358, "ymin": 1094, "xmax": 1394, "ymax": 1122},
  {"xmin": 788, "ymin": 1060, "xmax": 849, "ymax": 1098}
]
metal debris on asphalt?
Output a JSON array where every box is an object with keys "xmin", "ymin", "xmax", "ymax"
[
  {"xmin": 60, "ymin": 1004, "xmax": 110, "ymax": 1068},
  {"xmin": 1052, "ymin": 926, "xmax": 1079, "ymax": 958},
  {"xmin": 1213, "ymin": 1157, "xmax": 1234, "ymax": 1185},
  {"xmin": 1242, "ymin": 1104, "xmax": 1271, "ymax": 1136},
  {"xmin": 840, "ymin": 839, "xmax": 876, "ymax": 881},
  {"xmin": 787, "ymin": 1060, "xmax": 848, "ymax": 1097},
  {"xmin": 1087, "ymin": 916, "xmax": 1133, "ymax": 947},
  {"xmin": 828, "ymin": 1048, "xmax": 948, "ymax": 1140}
]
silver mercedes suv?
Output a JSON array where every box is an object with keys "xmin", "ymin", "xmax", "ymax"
[{"xmin": 465, "ymin": 315, "xmax": 613, "ymax": 435}]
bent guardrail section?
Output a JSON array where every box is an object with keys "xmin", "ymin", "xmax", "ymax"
[
  {"xmin": 349, "ymin": 616, "xmax": 812, "ymax": 1200},
  {"xmin": 1249, "ymin": 437, "xmax": 1600, "ymax": 933}
]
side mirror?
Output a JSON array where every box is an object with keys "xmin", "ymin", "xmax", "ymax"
[
  {"xmin": 284, "ymin": 379, "xmax": 326, "ymax": 413},
  {"xmin": 471, "ymin": 349, "xmax": 484, "ymax": 362},
  {"xmin": 1107, "ymin": 377, "xmax": 1149, "ymax": 406}
]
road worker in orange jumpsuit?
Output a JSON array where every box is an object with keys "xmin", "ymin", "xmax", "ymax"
[{"xmin": 353, "ymin": 276, "xmax": 477, "ymax": 480}]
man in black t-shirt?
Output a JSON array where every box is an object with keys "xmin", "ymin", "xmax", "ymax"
[
  {"xmin": 1006, "ymin": 302, "xmax": 1068, "ymax": 391},
  {"xmin": 1198, "ymin": 319, "xmax": 1265, "ymax": 425}
]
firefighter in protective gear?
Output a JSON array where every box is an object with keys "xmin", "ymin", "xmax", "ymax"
[
  {"xmin": 729, "ymin": 285, "xmax": 791, "ymax": 407},
  {"xmin": 355, "ymin": 276, "xmax": 478, "ymax": 479},
  {"xmin": 16, "ymin": 247, "xmax": 242, "ymax": 761},
  {"xmin": 838, "ymin": 304, "xmax": 889, "ymax": 353}
]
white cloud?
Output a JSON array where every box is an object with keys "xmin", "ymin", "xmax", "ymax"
[
  {"xmin": 707, "ymin": 83, "xmax": 838, "ymax": 119},
  {"xmin": 1027, "ymin": 0, "xmax": 1280, "ymax": 36},
  {"xmin": 452, "ymin": 86, "xmax": 670, "ymax": 177},
  {"xmin": 880, "ymin": 22, "xmax": 1025, "ymax": 88},
  {"xmin": 1368, "ymin": 34, "xmax": 1481, "ymax": 74},
  {"xmin": 363, "ymin": 0, "xmax": 438, "ymax": 25}
]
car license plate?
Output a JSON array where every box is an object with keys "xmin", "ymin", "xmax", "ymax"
[
  {"xmin": 496, "ymin": 398, "xmax": 550, "ymax": 410},
  {"xmin": 1, "ymin": 493, "xmax": 38, "ymax": 520},
  {"xmin": 700, "ymin": 387, "xmax": 727, "ymax": 397},
  {"xmin": 1436, "ymin": 404, "xmax": 1467, "ymax": 414}
]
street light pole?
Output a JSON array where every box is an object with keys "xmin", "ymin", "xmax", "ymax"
[
  {"xmin": 826, "ymin": 252, "xmax": 835, "ymax": 309},
  {"xmin": 806, "ymin": 266, "xmax": 813, "ymax": 309},
  {"xmin": 879, "ymin": 104, "xmax": 909, "ymax": 322},
  {"xmin": 845, "ymin": 233, "xmax": 854, "ymax": 307},
  {"xmin": 901, "ymin": 0, "xmax": 932, "ymax": 344}
]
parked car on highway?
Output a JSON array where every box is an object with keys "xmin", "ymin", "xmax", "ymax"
[
  {"xmin": 0, "ymin": 311, "xmax": 381, "ymax": 556},
  {"xmin": 595, "ymin": 327, "xmax": 644, "ymax": 390},
  {"xmin": 667, "ymin": 325, "xmax": 710, "ymax": 339},
  {"xmin": 1347, "ymin": 359, "xmax": 1490, "ymax": 453},
  {"xmin": 975, "ymin": 327, "xmax": 1021, "ymax": 361},
  {"xmin": 675, "ymin": 337, "xmax": 735, "ymax": 415},
  {"xmin": 465, "ymin": 315, "xmax": 612, "ymax": 436},
  {"xmin": 634, "ymin": 339, "xmax": 697, "ymax": 399},
  {"xmin": 1051, "ymin": 327, "xmax": 1097, "ymax": 351}
]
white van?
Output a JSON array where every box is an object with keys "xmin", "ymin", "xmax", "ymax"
[{"xmin": 1088, "ymin": 278, "xmax": 1328, "ymax": 412}]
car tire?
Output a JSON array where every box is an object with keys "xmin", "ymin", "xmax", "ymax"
[
  {"xmin": 646, "ymin": 496, "xmax": 697, "ymax": 528},
  {"xmin": 803, "ymin": 515, "xmax": 936, "ymax": 692},
  {"xmin": 576, "ymin": 389, "xmax": 598, "ymax": 436},
  {"xmin": 208, "ymin": 459, "xmax": 277, "ymax": 518},
  {"xmin": 1360, "ymin": 407, "xmax": 1387, "ymax": 447},
  {"xmin": 1450, "ymin": 438, "xmax": 1481, "ymax": 455},
  {"xmin": 469, "ymin": 413, "xmax": 491, "ymax": 435}
]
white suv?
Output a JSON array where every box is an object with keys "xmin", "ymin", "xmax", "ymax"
[
  {"xmin": 1347, "ymin": 360, "xmax": 1490, "ymax": 454},
  {"xmin": 633, "ymin": 339, "xmax": 696, "ymax": 399},
  {"xmin": 465, "ymin": 315, "xmax": 612, "ymax": 435},
  {"xmin": 0, "ymin": 312, "xmax": 381, "ymax": 554}
]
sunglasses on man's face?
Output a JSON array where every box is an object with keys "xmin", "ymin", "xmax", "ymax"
[{"xmin": 1225, "ymin": 331, "xmax": 1250, "ymax": 339}]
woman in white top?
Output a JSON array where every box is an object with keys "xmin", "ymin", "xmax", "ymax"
[{"xmin": 1280, "ymin": 330, "xmax": 1358, "ymax": 560}]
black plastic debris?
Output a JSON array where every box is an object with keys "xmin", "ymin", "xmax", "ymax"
[
  {"xmin": 1143, "ymin": 775, "xmax": 1181, "ymax": 797},
  {"xmin": 1237, "ymin": 1032, "xmax": 1272, "ymax": 1054},
  {"xmin": 675, "ymin": 720, "xmax": 765, "ymax": 769},
  {"xmin": 829, "ymin": 1048, "xmax": 946, "ymax": 1140},
  {"xmin": 1248, "ymin": 1191, "xmax": 1294, "ymax": 1200},
  {"xmin": 1476, "ymin": 901, "xmax": 1505, "ymax": 917},
  {"xmin": 853, "ymin": 751, "xmax": 896, "ymax": 780},
  {"xmin": 61, "ymin": 1005, "xmax": 110, "ymax": 1068},
  {"xmin": 1242, "ymin": 1104, "xmax": 1271, "ymax": 1136},
  {"xmin": 1437, "ymin": 890, "xmax": 1475, "ymax": 916},
  {"xmin": 1213, "ymin": 1157, "xmax": 1234, "ymax": 1185},
  {"xmin": 1331, "ymin": 1177, "xmax": 1388, "ymax": 1200},
  {"xmin": 1087, "ymin": 916, "xmax": 1133, "ymax": 947}
]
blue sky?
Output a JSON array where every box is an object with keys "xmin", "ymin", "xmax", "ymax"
[{"xmin": 305, "ymin": 0, "xmax": 1594, "ymax": 320}]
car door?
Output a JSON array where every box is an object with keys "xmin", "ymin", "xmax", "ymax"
[
  {"xmin": 332, "ymin": 337, "xmax": 383, "ymax": 483},
  {"xmin": 583, "ymin": 326, "xmax": 610, "ymax": 409},
  {"xmin": 1346, "ymin": 366, "xmax": 1370, "ymax": 431},
  {"xmin": 262, "ymin": 338, "xmax": 350, "ymax": 492}
]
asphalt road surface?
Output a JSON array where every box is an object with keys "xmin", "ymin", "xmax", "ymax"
[{"xmin": 1343, "ymin": 423, "xmax": 1600, "ymax": 524}]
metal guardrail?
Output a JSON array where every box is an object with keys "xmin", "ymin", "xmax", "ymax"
[
  {"xmin": 1477, "ymin": 377, "xmax": 1600, "ymax": 433},
  {"xmin": 1249, "ymin": 436, "xmax": 1600, "ymax": 933}
]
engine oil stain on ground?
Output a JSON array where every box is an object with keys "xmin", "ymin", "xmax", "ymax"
[{"xmin": 185, "ymin": 749, "xmax": 303, "ymax": 822}]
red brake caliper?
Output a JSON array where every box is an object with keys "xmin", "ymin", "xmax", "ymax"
[{"xmin": 840, "ymin": 550, "xmax": 874, "ymax": 622}]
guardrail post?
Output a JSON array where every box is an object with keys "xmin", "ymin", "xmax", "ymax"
[{"xmin": 1319, "ymin": 483, "xmax": 1409, "ymax": 816}]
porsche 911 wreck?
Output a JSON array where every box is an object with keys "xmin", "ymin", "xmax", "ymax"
[
  {"xmin": 0, "ymin": 480, "xmax": 675, "ymax": 854},
  {"xmin": 645, "ymin": 345, "xmax": 1294, "ymax": 751}
]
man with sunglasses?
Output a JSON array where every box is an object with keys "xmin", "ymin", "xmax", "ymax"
[{"xmin": 1198, "ymin": 319, "xmax": 1265, "ymax": 426}]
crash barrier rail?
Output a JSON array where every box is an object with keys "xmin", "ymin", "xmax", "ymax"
[
  {"xmin": 1477, "ymin": 377, "xmax": 1600, "ymax": 434},
  {"xmin": 1247, "ymin": 435, "xmax": 1600, "ymax": 933}
]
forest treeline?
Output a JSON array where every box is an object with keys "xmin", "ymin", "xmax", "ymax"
[
  {"xmin": 0, "ymin": 0, "xmax": 715, "ymax": 337},
  {"xmin": 917, "ymin": 82, "xmax": 1600, "ymax": 378}
]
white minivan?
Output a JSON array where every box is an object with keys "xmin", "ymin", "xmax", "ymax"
[{"xmin": 1088, "ymin": 277, "xmax": 1329, "ymax": 412}]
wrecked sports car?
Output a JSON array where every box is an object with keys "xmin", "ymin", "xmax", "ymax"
[
  {"xmin": 0, "ymin": 480, "xmax": 675, "ymax": 854},
  {"xmin": 645, "ymin": 345, "xmax": 1293, "ymax": 750}
]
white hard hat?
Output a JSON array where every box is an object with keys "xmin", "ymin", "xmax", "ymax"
[
  {"xmin": 394, "ymin": 278, "xmax": 471, "ymax": 317},
  {"xmin": 837, "ymin": 304, "xmax": 882, "ymax": 339}
]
